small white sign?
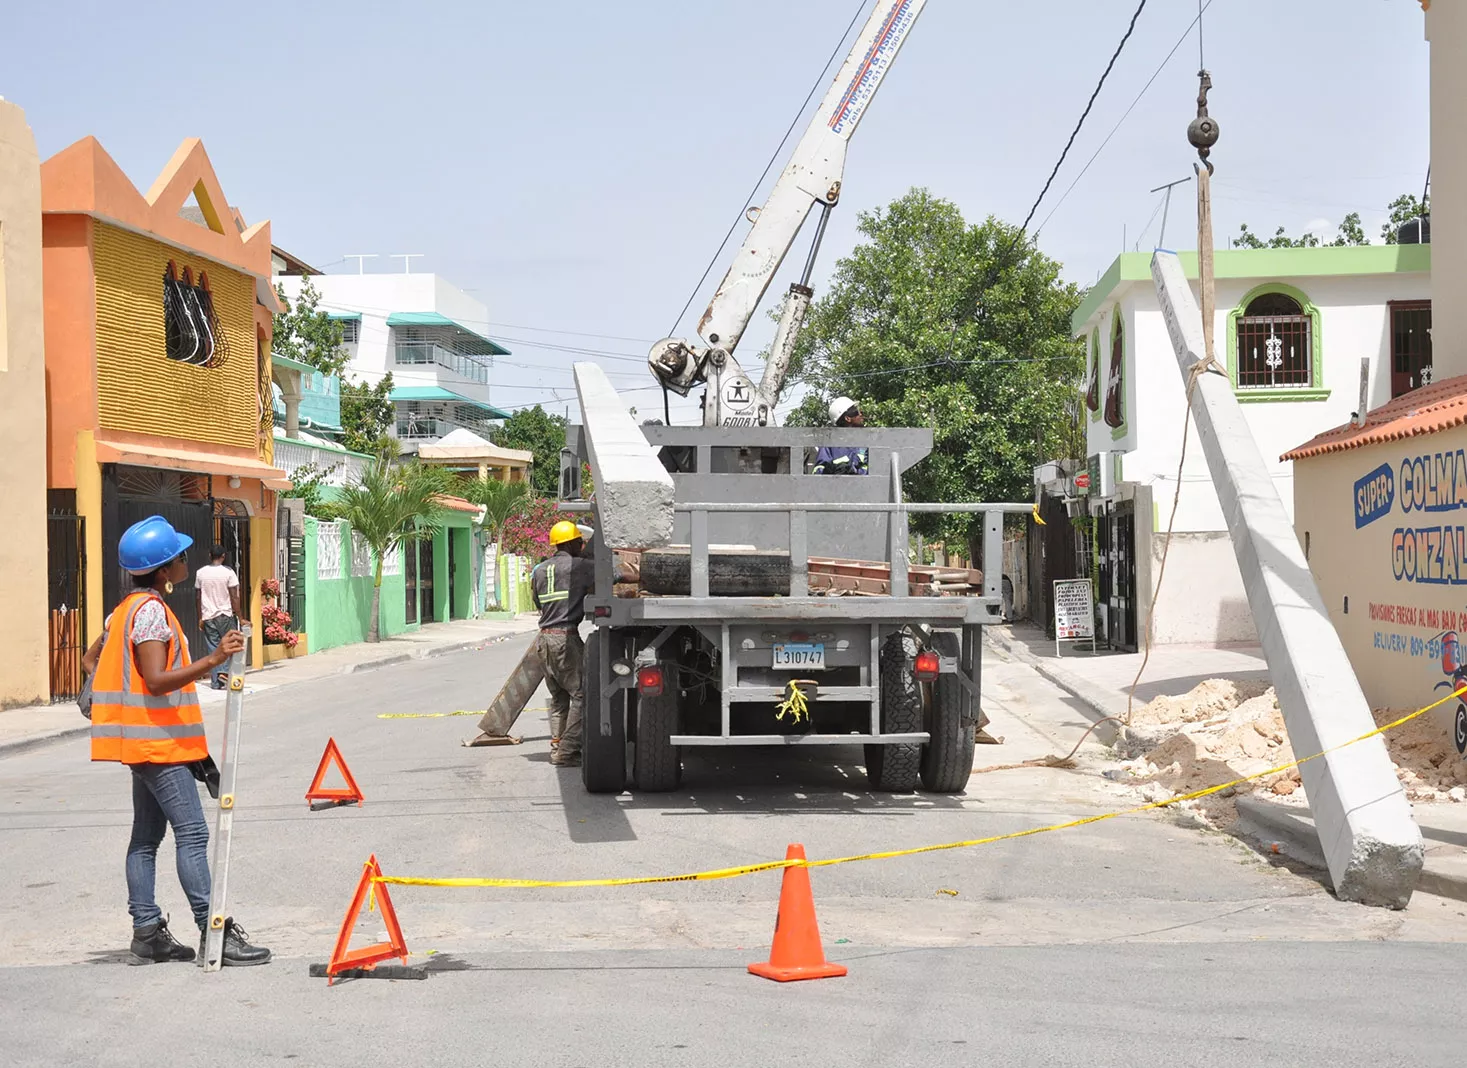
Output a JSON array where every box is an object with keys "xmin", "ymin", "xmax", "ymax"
[{"xmin": 1053, "ymin": 579, "xmax": 1095, "ymax": 641}]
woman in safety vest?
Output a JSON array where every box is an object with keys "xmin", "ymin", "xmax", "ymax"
[{"xmin": 80, "ymin": 515, "xmax": 272, "ymax": 967}]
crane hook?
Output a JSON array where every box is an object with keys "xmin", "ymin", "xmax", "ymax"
[{"xmin": 1188, "ymin": 70, "xmax": 1220, "ymax": 174}]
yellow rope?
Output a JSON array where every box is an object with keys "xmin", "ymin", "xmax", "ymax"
[
  {"xmin": 375, "ymin": 687, "xmax": 1465, "ymax": 891},
  {"xmin": 775, "ymin": 683, "xmax": 811, "ymax": 725}
]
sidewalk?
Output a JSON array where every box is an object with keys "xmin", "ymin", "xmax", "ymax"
[
  {"xmin": 0, "ymin": 614, "xmax": 538, "ymax": 756},
  {"xmin": 986, "ymin": 623, "xmax": 1467, "ymax": 904}
]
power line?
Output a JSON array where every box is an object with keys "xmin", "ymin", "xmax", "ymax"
[
  {"xmin": 1018, "ymin": 0, "xmax": 1149, "ymax": 234},
  {"xmin": 663, "ymin": 0, "xmax": 869, "ymax": 339},
  {"xmin": 1034, "ymin": 0, "xmax": 1215, "ymax": 237}
]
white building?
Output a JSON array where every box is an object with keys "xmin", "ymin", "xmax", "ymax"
[
  {"xmin": 273, "ymin": 273, "xmax": 511, "ymax": 453},
  {"xmin": 1057, "ymin": 245, "xmax": 1430, "ymax": 648}
]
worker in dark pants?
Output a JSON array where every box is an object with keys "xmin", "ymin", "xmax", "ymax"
[{"xmin": 465, "ymin": 521, "xmax": 617, "ymax": 767}]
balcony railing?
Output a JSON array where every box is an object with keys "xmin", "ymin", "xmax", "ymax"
[
  {"xmin": 394, "ymin": 342, "xmax": 491, "ymax": 384},
  {"xmin": 396, "ymin": 414, "xmax": 483, "ymax": 441},
  {"xmin": 274, "ymin": 438, "xmax": 370, "ymax": 485}
]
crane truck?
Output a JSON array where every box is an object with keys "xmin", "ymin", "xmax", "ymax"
[{"xmin": 561, "ymin": 0, "xmax": 1027, "ymax": 794}]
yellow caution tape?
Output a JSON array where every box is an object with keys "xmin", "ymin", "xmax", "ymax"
[
  {"xmin": 378, "ymin": 707, "xmax": 548, "ymax": 720},
  {"xmin": 375, "ymin": 686, "xmax": 1465, "ymax": 891}
]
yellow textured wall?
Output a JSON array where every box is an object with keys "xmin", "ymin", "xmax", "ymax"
[{"xmin": 92, "ymin": 221, "xmax": 257, "ymax": 449}]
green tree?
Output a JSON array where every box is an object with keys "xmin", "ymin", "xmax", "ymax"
[
  {"xmin": 1331, "ymin": 212, "xmax": 1368, "ymax": 247},
  {"xmin": 334, "ymin": 461, "xmax": 447, "ymax": 642},
  {"xmin": 784, "ymin": 188, "xmax": 1083, "ymax": 555},
  {"xmin": 492, "ymin": 405, "xmax": 566, "ymax": 497},
  {"xmin": 273, "ymin": 279, "xmax": 350, "ymax": 378},
  {"xmin": 1382, "ymin": 192, "xmax": 1429, "ymax": 244},
  {"xmin": 341, "ymin": 373, "xmax": 397, "ymax": 457}
]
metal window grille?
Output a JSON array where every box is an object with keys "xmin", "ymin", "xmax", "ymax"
[
  {"xmin": 350, "ymin": 531, "xmax": 373, "ymax": 578},
  {"xmin": 316, "ymin": 521, "xmax": 344, "ymax": 580},
  {"xmin": 1390, "ymin": 301, "xmax": 1433, "ymax": 397},
  {"xmin": 1236, "ymin": 293, "xmax": 1311, "ymax": 388},
  {"xmin": 162, "ymin": 265, "xmax": 229, "ymax": 368}
]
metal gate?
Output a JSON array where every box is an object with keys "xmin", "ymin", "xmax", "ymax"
[
  {"xmin": 46, "ymin": 509, "xmax": 87, "ymax": 702},
  {"xmin": 102, "ymin": 466, "xmax": 215, "ymax": 661},
  {"xmin": 215, "ymin": 502, "xmax": 252, "ymax": 666},
  {"xmin": 418, "ymin": 537, "xmax": 436, "ymax": 623},
  {"xmin": 1027, "ymin": 492, "xmax": 1081, "ymax": 640},
  {"xmin": 1096, "ymin": 499, "xmax": 1138, "ymax": 651}
]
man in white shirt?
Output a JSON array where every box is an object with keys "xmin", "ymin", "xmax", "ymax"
[{"xmin": 195, "ymin": 545, "xmax": 242, "ymax": 690}]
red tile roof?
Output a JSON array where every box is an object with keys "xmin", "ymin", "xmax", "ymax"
[
  {"xmin": 1282, "ymin": 373, "xmax": 1467, "ymax": 461},
  {"xmin": 433, "ymin": 494, "xmax": 483, "ymax": 514}
]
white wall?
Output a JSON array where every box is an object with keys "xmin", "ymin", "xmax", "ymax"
[
  {"xmin": 1428, "ymin": 4, "xmax": 1467, "ymax": 378},
  {"xmin": 274, "ymin": 274, "xmax": 498, "ymax": 405},
  {"xmin": 1087, "ymin": 271, "xmax": 1429, "ymax": 534}
]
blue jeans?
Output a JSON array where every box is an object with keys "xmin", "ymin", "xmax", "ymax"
[
  {"xmin": 127, "ymin": 763, "xmax": 211, "ymax": 932},
  {"xmin": 202, "ymin": 615, "xmax": 237, "ymax": 689}
]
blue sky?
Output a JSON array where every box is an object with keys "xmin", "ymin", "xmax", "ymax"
[{"xmin": 3, "ymin": 1, "xmax": 1431, "ymax": 421}]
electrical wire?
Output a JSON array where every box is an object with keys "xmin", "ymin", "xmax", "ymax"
[
  {"xmin": 1034, "ymin": 0, "xmax": 1215, "ymax": 237},
  {"xmin": 663, "ymin": 0, "xmax": 870, "ymax": 339},
  {"xmin": 1018, "ymin": 0, "xmax": 1149, "ymax": 235}
]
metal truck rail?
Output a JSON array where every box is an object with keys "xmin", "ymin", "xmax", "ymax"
[{"xmin": 562, "ymin": 425, "xmax": 1029, "ymax": 794}]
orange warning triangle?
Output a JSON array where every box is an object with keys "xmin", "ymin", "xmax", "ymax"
[
  {"xmin": 306, "ymin": 737, "xmax": 364, "ymax": 805},
  {"xmin": 325, "ymin": 854, "xmax": 409, "ymax": 983}
]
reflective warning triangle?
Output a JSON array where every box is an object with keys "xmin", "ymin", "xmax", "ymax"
[
  {"xmin": 325, "ymin": 854, "xmax": 409, "ymax": 983},
  {"xmin": 306, "ymin": 737, "xmax": 364, "ymax": 805}
]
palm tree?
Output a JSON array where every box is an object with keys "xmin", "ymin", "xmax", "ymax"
[
  {"xmin": 335, "ymin": 460, "xmax": 448, "ymax": 642},
  {"xmin": 457, "ymin": 476, "xmax": 530, "ymax": 611},
  {"xmin": 460, "ymin": 477, "xmax": 530, "ymax": 548}
]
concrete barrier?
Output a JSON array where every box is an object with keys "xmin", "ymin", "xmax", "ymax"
[
  {"xmin": 1152, "ymin": 251, "xmax": 1423, "ymax": 907},
  {"xmin": 573, "ymin": 363, "xmax": 674, "ymax": 550}
]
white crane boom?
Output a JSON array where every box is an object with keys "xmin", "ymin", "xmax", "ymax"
[{"xmin": 648, "ymin": 0, "xmax": 927, "ymax": 426}]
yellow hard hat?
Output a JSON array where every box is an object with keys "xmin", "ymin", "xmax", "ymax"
[{"xmin": 549, "ymin": 520, "xmax": 581, "ymax": 546}]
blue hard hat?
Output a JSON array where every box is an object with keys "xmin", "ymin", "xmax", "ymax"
[{"xmin": 118, "ymin": 515, "xmax": 193, "ymax": 574}]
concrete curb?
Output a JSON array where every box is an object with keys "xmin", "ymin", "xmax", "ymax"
[
  {"xmin": 982, "ymin": 629, "xmax": 1122, "ymax": 747},
  {"xmin": 1237, "ymin": 795, "xmax": 1467, "ymax": 904},
  {"xmin": 0, "ymin": 628, "xmax": 535, "ymax": 757}
]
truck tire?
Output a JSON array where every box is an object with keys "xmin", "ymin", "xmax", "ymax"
[
  {"xmin": 866, "ymin": 633, "xmax": 922, "ymax": 792},
  {"xmin": 582, "ymin": 633, "xmax": 627, "ymax": 794},
  {"xmin": 633, "ymin": 686, "xmax": 681, "ymax": 792},
  {"xmin": 920, "ymin": 631, "xmax": 975, "ymax": 793}
]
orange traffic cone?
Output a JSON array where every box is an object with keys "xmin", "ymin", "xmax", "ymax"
[{"xmin": 748, "ymin": 844, "xmax": 848, "ymax": 982}]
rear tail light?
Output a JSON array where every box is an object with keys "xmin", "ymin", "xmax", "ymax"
[
  {"xmin": 913, "ymin": 651, "xmax": 940, "ymax": 681},
  {"xmin": 637, "ymin": 666, "xmax": 665, "ymax": 697},
  {"xmin": 594, "ymin": 606, "xmax": 611, "ymax": 619}
]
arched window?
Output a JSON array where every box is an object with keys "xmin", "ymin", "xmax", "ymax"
[
  {"xmin": 1084, "ymin": 330, "xmax": 1100, "ymax": 414},
  {"xmin": 1103, "ymin": 310, "xmax": 1125, "ymax": 429},
  {"xmin": 163, "ymin": 263, "xmax": 230, "ymax": 368},
  {"xmin": 1235, "ymin": 290, "xmax": 1312, "ymax": 389}
]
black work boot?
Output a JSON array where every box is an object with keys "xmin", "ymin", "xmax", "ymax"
[
  {"xmin": 130, "ymin": 917, "xmax": 196, "ymax": 964},
  {"xmin": 198, "ymin": 918, "xmax": 273, "ymax": 967}
]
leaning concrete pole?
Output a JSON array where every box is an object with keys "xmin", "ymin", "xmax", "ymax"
[
  {"xmin": 1151, "ymin": 251, "xmax": 1422, "ymax": 907},
  {"xmin": 573, "ymin": 362, "xmax": 674, "ymax": 550}
]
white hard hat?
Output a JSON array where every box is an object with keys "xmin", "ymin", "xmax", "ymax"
[{"xmin": 828, "ymin": 396, "xmax": 858, "ymax": 424}]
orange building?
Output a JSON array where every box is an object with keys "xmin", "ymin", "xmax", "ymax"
[{"xmin": 41, "ymin": 137, "xmax": 288, "ymax": 667}]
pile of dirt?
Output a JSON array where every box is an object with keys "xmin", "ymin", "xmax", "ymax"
[{"xmin": 1108, "ymin": 679, "xmax": 1467, "ymax": 830}]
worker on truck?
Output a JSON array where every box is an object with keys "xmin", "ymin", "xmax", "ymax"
[
  {"xmin": 465, "ymin": 520, "xmax": 616, "ymax": 767},
  {"xmin": 813, "ymin": 396, "xmax": 869, "ymax": 475}
]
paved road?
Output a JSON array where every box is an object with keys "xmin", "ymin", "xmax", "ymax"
[{"xmin": 3, "ymin": 638, "xmax": 1464, "ymax": 1066}]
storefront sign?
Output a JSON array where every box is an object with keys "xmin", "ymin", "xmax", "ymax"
[{"xmin": 1053, "ymin": 578, "xmax": 1097, "ymax": 657}]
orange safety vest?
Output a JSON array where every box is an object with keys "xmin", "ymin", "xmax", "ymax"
[{"xmin": 90, "ymin": 590, "xmax": 208, "ymax": 765}]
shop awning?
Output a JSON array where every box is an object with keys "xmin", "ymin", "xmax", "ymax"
[{"xmin": 93, "ymin": 434, "xmax": 293, "ymax": 491}]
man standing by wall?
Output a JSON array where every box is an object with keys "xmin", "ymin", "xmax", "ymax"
[{"xmin": 195, "ymin": 545, "xmax": 241, "ymax": 690}]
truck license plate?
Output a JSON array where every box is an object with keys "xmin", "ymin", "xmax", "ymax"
[{"xmin": 773, "ymin": 643, "xmax": 825, "ymax": 670}]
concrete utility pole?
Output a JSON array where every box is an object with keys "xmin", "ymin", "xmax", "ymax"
[{"xmin": 1148, "ymin": 70, "xmax": 1422, "ymax": 906}]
